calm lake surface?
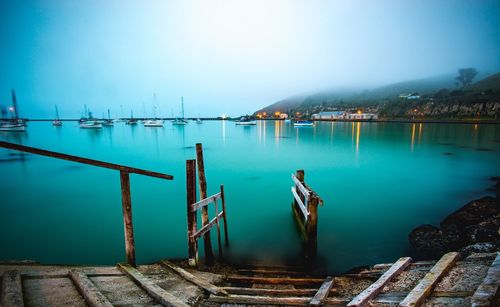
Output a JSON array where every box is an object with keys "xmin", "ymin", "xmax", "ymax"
[{"xmin": 1, "ymin": 120, "xmax": 499, "ymax": 273}]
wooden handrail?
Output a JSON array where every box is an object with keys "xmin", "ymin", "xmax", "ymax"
[{"xmin": 0, "ymin": 141, "xmax": 173, "ymax": 180}]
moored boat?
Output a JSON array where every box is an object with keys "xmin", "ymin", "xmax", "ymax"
[
  {"xmin": 293, "ymin": 120, "xmax": 314, "ymax": 127},
  {"xmin": 79, "ymin": 120, "xmax": 102, "ymax": 129},
  {"xmin": 0, "ymin": 90, "xmax": 27, "ymax": 132},
  {"xmin": 144, "ymin": 119, "xmax": 164, "ymax": 127},
  {"xmin": 0, "ymin": 120, "xmax": 26, "ymax": 132},
  {"xmin": 172, "ymin": 96, "xmax": 188, "ymax": 125},
  {"xmin": 102, "ymin": 109, "xmax": 114, "ymax": 126},
  {"xmin": 52, "ymin": 105, "xmax": 62, "ymax": 126},
  {"xmin": 235, "ymin": 116, "xmax": 257, "ymax": 125},
  {"xmin": 126, "ymin": 110, "xmax": 138, "ymax": 125}
]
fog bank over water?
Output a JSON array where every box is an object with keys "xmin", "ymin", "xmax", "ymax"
[{"xmin": 1, "ymin": 0, "xmax": 499, "ymax": 118}]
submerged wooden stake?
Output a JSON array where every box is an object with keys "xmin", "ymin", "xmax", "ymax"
[
  {"xmin": 196, "ymin": 143, "xmax": 214, "ymax": 264},
  {"xmin": 186, "ymin": 159, "xmax": 198, "ymax": 266},
  {"xmin": 120, "ymin": 171, "xmax": 136, "ymax": 267},
  {"xmin": 220, "ymin": 184, "xmax": 229, "ymax": 246}
]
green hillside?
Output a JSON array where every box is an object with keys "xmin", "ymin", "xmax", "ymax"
[{"xmin": 255, "ymin": 71, "xmax": 500, "ymax": 119}]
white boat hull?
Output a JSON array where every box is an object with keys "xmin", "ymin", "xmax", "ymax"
[
  {"xmin": 144, "ymin": 120, "xmax": 164, "ymax": 127},
  {"xmin": 79, "ymin": 121, "xmax": 102, "ymax": 129},
  {"xmin": 0, "ymin": 124, "xmax": 26, "ymax": 132},
  {"xmin": 235, "ymin": 121, "xmax": 257, "ymax": 125}
]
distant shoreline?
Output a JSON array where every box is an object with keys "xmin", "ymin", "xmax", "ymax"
[{"xmin": 21, "ymin": 118, "xmax": 500, "ymax": 124}]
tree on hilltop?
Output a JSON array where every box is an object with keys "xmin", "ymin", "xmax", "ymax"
[{"xmin": 456, "ymin": 68, "xmax": 478, "ymax": 89}]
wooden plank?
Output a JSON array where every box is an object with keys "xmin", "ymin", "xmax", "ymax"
[
  {"xmin": 118, "ymin": 263, "xmax": 189, "ymax": 307},
  {"xmin": 186, "ymin": 159, "xmax": 198, "ymax": 266},
  {"xmin": 347, "ymin": 257, "xmax": 412, "ymax": 307},
  {"xmin": 292, "ymin": 173, "xmax": 310, "ymax": 197},
  {"xmin": 292, "ymin": 187, "xmax": 309, "ymax": 220},
  {"xmin": 399, "ymin": 252, "xmax": 460, "ymax": 307},
  {"xmin": 226, "ymin": 275, "xmax": 325, "ymax": 286},
  {"xmin": 222, "ymin": 287, "xmax": 318, "ymax": 296},
  {"xmin": 196, "ymin": 143, "xmax": 214, "ymax": 264},
  {"xmin": 310, "ymin": 276, "xmax": 334, "ymax": 306},
  {"xmin": 0, "ymin": 140, "xmax": 173, "ymax": 179},
  {"xmin": 159, "ymin": 260, "xmax": 228, "ymax": 296},
  {"xmin": 471, "ymin": 252, "xmax": 500, "ymax": 307},
  {"xmin": 68, "ymin": 270, "xmax": 113, "ymax": 307},
  {"xmin": 220, "ymin": 184, "xmax": 229, "ymax": 246},
  {"xmin": 192, "ymin": 212, "xmax": 224, "ymax": 241},
  {"xmin": 236, "ymin": 269, "xmax": 306, "ymax": 276},
  {"xmin": 1, "ymin": 270, "xmax": 24, "ymax": 307},
  {"xmin": 120, "ymin": 171, "xmax": 136, "ymax": 267},
  {"xmin": 209, "ymin": 294, "xmax": 312, "ymax": 306},
  {"xmin": 191, "ymin": 192, "xmax": 221, "ymax": 211},
  {"xmin": 209, "ymin": 294, "xmax": 349, "ymax": 306}
]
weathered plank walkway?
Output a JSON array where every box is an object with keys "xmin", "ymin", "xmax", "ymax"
[{"xmin": 1, "ymin": 252, "xmax": 499, "ymax": 306}]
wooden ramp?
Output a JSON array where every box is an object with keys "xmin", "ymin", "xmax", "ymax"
[
  {"xmin": 1, "ymin": 252, "xmax": 499, "ymax": 306},
  {"xmin": 0, "ymin": 262, "xmax": 220, "ymax": 307},
  {"xmin": 207, "ymin": 252, "xmax": 500, "ymax": 306}
]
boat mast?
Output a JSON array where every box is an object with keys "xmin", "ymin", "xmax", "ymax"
[
  {"xmin": 11, "ymin": 89, "xmax": 19, "ymax": 120},
  {"xmin": 181, "ymin": 96, "xmax": 185, "ymax": 119},
  {"xmin": 108, "ymin": 109, "xmax": 111, "ymax": 120},
  {"xmin": 55, "ymin": 105, "xmax": 60, "ymax": 120},
  {"xmin": 131, "ymin": 110, "xmax": 134, "ymax": 119}
]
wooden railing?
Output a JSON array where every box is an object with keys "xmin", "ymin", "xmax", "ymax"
[
  {"xmin": 186, "ymin": 143, "xmax": 229, "ymax": 266},
  {"xmin": 291, "ymin": 169, "xmax": 323, "ymax": 258},
  {"xmin": 0, "ymin": 141, "xmax": 174, "ymax": 267}
]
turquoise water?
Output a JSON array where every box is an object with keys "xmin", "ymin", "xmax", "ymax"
[{"xmin": 1, "ymin": 120, "xmax": 499, "ymax": 273}]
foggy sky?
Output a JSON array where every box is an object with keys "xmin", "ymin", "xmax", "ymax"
[{"xmin": 1, "ymin": 0, "xmax": 499, "ymax": 118}]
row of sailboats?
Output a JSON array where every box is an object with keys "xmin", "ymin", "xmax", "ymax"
[{"xmin": 1, "ymin": 94, "xmax": 201, "ymax": 132}]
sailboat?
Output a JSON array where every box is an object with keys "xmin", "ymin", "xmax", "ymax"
[
  {"xmin": 172, "ymin": 96, "xmax": 188, "ymax": 125},
  {"xmin": 102, "ymin": 109, "xmax": 114, "ymax": 126},
  {"xmin": 0, "ymin": 89, "xmax": 27, "ymax": 132},
  {"xmin": 52, "ymin": 105, "xmax": 62, "ymax": 126},
  {"xmin": 126, "ymin": 110, "xmax": 138, "ymax": 125},
  {"xmin": 79, "ymin": 111, "xmax": 102, "ymax": 129},
  {"xmin": 144, "ymin": 106, "xmax": 163, "ymax": 127}
]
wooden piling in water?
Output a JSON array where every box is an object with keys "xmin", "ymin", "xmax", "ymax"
[
  {"xmin": 119, "ymin": 171, "xmax": 136, "ymax": 267},
  {"xmin": 290, "ymin": 169, "xmax": 322, "ymax": 259},
  {"xmin": 186, "ymin": 159, "xmax": 198, "ymax": 266},
  {"xmin": 307, "ymin": 194, "xmax": 319, "ymax": 257},
  {"xmin": 196, "ymin": 143, "xmax": 214, "ymax": 264},
  {"xmin": 220, "ymin": 184, "xmax": 229, "ymax": 246}
]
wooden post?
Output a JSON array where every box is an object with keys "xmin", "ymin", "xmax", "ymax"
[
  {"xmin": 186, "ymin": 159, "xmax": 198, "ymax": 266},
  {"xmin": 195, "ymin": 143, "xmax": 214, "ymax": 264},
  {"xmin": 306, "ymin": 194, "xmax": 319, "ymax": 258},
  {"xmin": 220, "ymin": 184, "xmax": 229, "ymax": 246},
  {"xmin": 215, "ymin": 198, "xmax": 223, "ymax": 258},
  {"xmin": 120, "ymin": 171, "xmax": 136, "ymax": 267}
]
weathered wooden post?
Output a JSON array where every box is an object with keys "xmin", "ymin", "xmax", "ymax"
[
  {"xmin": 186, "ymin": 160, "xmax": 198, "ymax": 266},
  {"xmin": 120, "ymin": 171, "xmax": 136, "ymax": 267},
  {"xmin": 195, "ymin": 143, "xmax": 214, "ymax": 264},
  {"xmin": 220, "ymin": 184, "xmax": 229, "ymax": 246},
  {"xmin": 306, "ymin": 193, "xmax": 319, "ymax": 258}
]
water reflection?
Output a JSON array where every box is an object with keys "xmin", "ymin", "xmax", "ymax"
[
  {"xmin": 222, "ymin": 120, "xmax": 226, "ymax": 145},
  {"xmin": 411, "ymin": 123, "xmax": 416, "ymax": 152},
  {"xmin": 357, "ymin": 122, "xmax": 361, "ymax": 155}
]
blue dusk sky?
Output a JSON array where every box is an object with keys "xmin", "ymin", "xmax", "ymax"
[{"xmin": 1, "ymin": 0, "xmax": 499, "ymax": 118}]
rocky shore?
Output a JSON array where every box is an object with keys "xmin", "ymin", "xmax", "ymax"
[{"xmin": 409, "ymin": 177, "xmax": 500, "ymax": 259}]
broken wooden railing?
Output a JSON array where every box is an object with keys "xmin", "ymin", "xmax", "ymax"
[
  {"xmin": 0, "ymin": 140, "xmax": 174, "ymax": 267},
  {"xmin": 291, "ymin": 169, "xmax": 323, "ymax": 258},
  {"xmin": 186, "ymin": 143, "xmax": 229, "ymax": 266}
]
